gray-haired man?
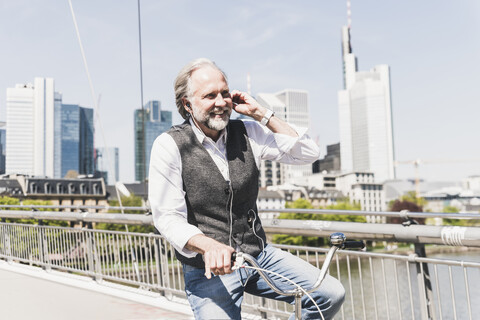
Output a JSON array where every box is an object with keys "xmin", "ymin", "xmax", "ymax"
[{"xmin": 148, "ymin": 58, "xmax": 345, "ymax": 319}]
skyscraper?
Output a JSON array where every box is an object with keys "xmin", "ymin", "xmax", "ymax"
[
  {"xmin": 61, "ymin": 104, "xmax": 80, "ymax": 177},
  {"xmin": 338, "ymin": 24, "xmax": 395, "ymax": 183},
  {"xmin": 60, "ymin": 104, "xmax": 94, "ymax": 177},
  {"xmin": 79, "ymin": 107, "xmax": 94, "ymax": 175},
  {"xmin": 6, "ymin": 78, "xmax": 62, "ymax": 177},
  {"xmin": 0, "ymin": 122, "xmax": 6, "ymax": 174},
  {"xmin": 95, "ymin": 147, "xmax": 119, "ymax": 185},
  {"xmin": 134, "ymin": 100, "xmax": 172, "ymax": 182},
  {"xmin": 257, "ymin": 89, "xmax": 313, "ymax": 187}
]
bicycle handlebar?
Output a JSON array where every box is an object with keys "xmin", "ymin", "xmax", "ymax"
[
  {"xmin": 329, "ymin": 232, "xmax": 365, "ymax": 249},
  {"xmin": 343, "ymin": 240, "xmax": 365, "ymax": 249},
  {"xmin": 232, "ymin": 233, "xmax": 365, "ymax": 297}
]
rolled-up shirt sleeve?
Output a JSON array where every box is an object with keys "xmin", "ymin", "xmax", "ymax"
[
  {"xmin": 243, "ymin": 120, "xmax": 321, "ymax": 165},
  {"xmin": 148, "ymin": 133, "xmax": 203, "ymax": 258}
]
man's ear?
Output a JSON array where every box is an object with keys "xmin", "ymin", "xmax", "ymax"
[{"xmin": 182, "ymin": 98, "xmax": 191, "ymax": 112}]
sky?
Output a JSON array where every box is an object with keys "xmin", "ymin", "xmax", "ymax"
[{"xmin": 1, "ymin": 0, "xmax": 479, "ymax": 184}]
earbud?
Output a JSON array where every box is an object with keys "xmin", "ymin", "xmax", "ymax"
[{"xmin": 185, "ymin": 102, "xmax": 191, "ymax": 113}]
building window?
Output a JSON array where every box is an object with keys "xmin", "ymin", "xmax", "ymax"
[
  {"xmin": 29, "ymin": 183, "xmax": 37, "ymax": 194},
  {"xmin": 44, "ymin": 183, "xmax": 52, "ymax": 194},
  {"xmin": 57, "ymin": 183, "xmax": 65, "ymax": 194}
]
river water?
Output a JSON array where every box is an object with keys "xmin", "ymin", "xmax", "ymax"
[{"xmin": 334, "ymin": 250, "xmax": 480, "ymax": 320}]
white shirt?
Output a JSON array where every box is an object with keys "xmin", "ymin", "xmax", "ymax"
[{"xmin": 148, "ymin": 118, "xmax": 320, "ymax": 258}]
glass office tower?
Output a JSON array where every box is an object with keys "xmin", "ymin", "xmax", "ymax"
[
  {"xmin": 134, "ymin": 101, "xmax": 172, "ymax": 182},
  {"xmin": 61, "ymin": 104, "xmax": 94, "ymax": 177}
]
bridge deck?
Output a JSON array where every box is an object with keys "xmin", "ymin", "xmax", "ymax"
[{"xmin": 0, "ymin": 261, "xmax": 194, "ymax": 320}]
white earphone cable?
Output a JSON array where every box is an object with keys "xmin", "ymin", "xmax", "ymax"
[{"xmin": 189, "ymin": 114, "xmax": 234, "ymax": 247}]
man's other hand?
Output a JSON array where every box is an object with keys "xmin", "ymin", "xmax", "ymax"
[{"xmin": 230, "ymin": 90, "xmax": 266, "ymax": 122}]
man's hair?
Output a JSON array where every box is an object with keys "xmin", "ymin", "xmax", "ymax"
[{"xmin": 174, "ymin": 58, "xmax": 228, "ymax": 119}]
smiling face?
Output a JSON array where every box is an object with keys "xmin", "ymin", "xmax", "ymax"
[{"xmin": 187, "ymin": 66, "xmax": 233, "ymax": 140}]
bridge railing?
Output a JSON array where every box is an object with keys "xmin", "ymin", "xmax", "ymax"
[{"xmin": 1, "ymin": 207, "xmax": 479, "ymax": 319}]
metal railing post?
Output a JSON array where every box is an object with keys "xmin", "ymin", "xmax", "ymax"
[
  {"xmin": 84, "ymin": 226, "xmax": 101, "ymax": 280},
  {"xmin": 260, "ymin": 297, "xmax": 268, "ymax": 319},
  {"xmin": 414, "ymin": 243, "xmax": 436, "ymax": 320},
  {"xmin": 152, "ymin": 232, "xmax": 165, "ymax": 295},
  {"xmin": 37, "ymin": 220, "xmax": 51, "ymax": 271},
  {"xmin": 4, "ymin": 225, "xmax": 13, "ymax": 262}
]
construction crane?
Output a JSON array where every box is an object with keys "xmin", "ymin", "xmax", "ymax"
[{"xmin": 394, "ymin": 158, "xmax": 480, "ymax": 198}]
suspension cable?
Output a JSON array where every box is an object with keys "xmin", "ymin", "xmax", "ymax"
[
  {"xmin": 67, "ymin": 0, "xmax": 115, "ymax": 183},
  {"xmin": 137, "ymin": 0, "xmax": 146, "ymax": 184}
]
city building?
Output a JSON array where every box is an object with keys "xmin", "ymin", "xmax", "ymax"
[
  {"xmin": 134, "ymin": 101, "xmax": 172, "ymax": 182},
  {"xmin": 463, "ymin": 176, "xmax": 480, "ymax": 192},
  {"xmin": 105, "ymin": 182, "xmax": 148, "ymax": 204},
  {"xmin": 296, "ymin": 172, "xmax": 338, "ymax": 191},
  {"xmin": 256, "ymin": 89, "xmax": 314, "ymax": 187},
  {"xmin": 265, "ymin": 183, "xmax": 345, "ymax": 208},
  {"xmin": 61, "ymin": 104, "xmax": 94, "ymax": 177},
  {"xmin": 336, "ymin": 172, "xmax": 385, "ymax": 214},
  {"xmin": 5, "ymin": 79, "xmax": 93, "ymax": 179},
  {"xmin": 0, "ymin": 122, "xmax": 6, "ymax": 174},
  {"xmin": 0, "ymin": 174, "xmax": 107, "ymax": 210},
  {"xmin": 312, "ymin": 143, "xmax": 341, "ymax": 174},
  {"xmin": 79, "ymin": 107, "xmax": 94, "ymax": 175},
  {"xmin": 383, "ymin": 179, "xmax": 461, "ymax": 206},
  {"xmin": 6, "ymin": 78, "xmax": 62, "ymax": 177},
  {"xmin": 95, "ymin": 147, "xmax": 119, "ymax": 185},
  {"xmin": 258, "ymin": 159, "xmax": 284, "ymax": 188},
  {"xmin": 338, "ymin": 24, "xmax": 395, "ymax": 183},
  {"xmin": 422, "ymin": 187, "xmax": 480, "ymax": 214},
  {"xmin": 257, "ymin": 189, "xmax": 285, "ymax": 216},
  {"xmin": 295, "ymin": 170, "xmax": 385, "ymax": 214}
]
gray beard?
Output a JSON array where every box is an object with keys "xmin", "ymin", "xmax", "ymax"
[
  {"xmin": 205, "ymin": 116, "xmax": 229, "ymax": 131},
  {"xmin": 193, "ymin": 108, "xmax": 230, "ymax": 131}
]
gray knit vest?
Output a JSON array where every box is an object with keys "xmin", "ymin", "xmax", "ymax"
[{"xmin": 167, "ymin": 119, "xmax": 267, "ymax": 268}]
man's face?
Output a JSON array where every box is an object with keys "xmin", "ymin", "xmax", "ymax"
[{"xmin": 188, "ymin": 66, "xmax": 233, "ymax": 135}]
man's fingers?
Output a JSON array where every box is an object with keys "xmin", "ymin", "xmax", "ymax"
[
  {"xmin": 215, "ymin": 253, "xmax": 225, "ymax": 275},
  {"xmin": 223, "ymin": 250, "xmax": 231, "ymax": 273},
  {"xmin": 203, "ymin": 244, "xmax": 235, "ymax": 278},
  {"xmin": 204, "ymin": 253, "xmax": 214, "ymax": 279}
]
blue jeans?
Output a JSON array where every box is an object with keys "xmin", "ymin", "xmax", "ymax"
[{"xmin": 183, "ymin": 244, "xmax": 345, "ymax": 320}]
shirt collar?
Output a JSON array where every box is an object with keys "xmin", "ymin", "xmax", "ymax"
[{"xmin": 189, "ymin": 117, "xmax": 228, "ymax": 145}]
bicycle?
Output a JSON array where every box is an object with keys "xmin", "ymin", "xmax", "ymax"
[{"xmin": 232, "ymin": 232, "xmax": 365, "ymax": 320}]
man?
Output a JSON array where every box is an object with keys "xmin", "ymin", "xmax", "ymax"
[{"xmin": 148, "ymin": 58, "xmax": 345, "ymax": 319}]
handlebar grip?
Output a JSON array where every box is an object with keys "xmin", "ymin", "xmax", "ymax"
[
  {"xmin": 231, "ymin": 252, "xmax": 237, "ymax": 262},
  {"xmin": 343, "ymin": 240, "xmax": 365, "ymax": 249}
]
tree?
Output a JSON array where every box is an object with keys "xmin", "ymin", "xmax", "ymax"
[
  {"xmin": 95, "ymin": 193, "xmax": 154, "ymax": 233},
  {"xmin": 272, "ymin": 198, "xmax": 365, "ymax": 246},
  {"xmin": 0, "ymin": 196, "xmax": 68, "ymax": 226},
  {"xmin": 390, "ymin": 200, "xmax": 423, "ymax": 213},
  {"xmin": 442, "ymin": 206, "xmax": 479, "ymax": 226},
  {"xmin": 401, "ymin": 191, "xmax": 427, "ymax": 207},
  {"xmin": 388, "ymin": 199, "xmax": 424, "ymax": 224}
]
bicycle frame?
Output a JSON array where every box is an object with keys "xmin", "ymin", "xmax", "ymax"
[{"xmin": 232, "ymin": 233, "xmax": 364, "ymax": 320}]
